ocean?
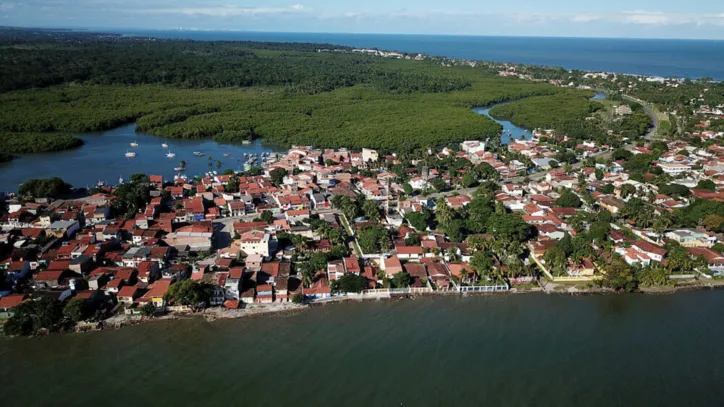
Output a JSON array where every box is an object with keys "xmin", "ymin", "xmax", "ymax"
[
  {"xmin": 3, "ymin": 292, "xmax": 724, "ymax": 407},
  {"xmin": 112, "ymin": 30, "xmax": 724, "ymax": 80}
]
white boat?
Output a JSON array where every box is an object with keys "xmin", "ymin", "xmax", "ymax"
[
  {"xmin": 174, "ymin": 167, "xmax": 184, "ymax": 172},
  {"xmin": 224, "ymin": 153, "xmax": 231, "ymax": 157},
  {"xmin": 166, "ymin": 150, "xmax": 176, "ymax": 158},
  {"xmin": 193, "ymin": 151, "xmax": 205, "ymax": 157},
  {"xmin": 130, "ymin": 141, "xmax": 138, "ymax": 147},
  {"xmin": 125, "ymin": 151, "xmax": 136, "ymax": 158},
  {"xmin": 161, "ymin": 143, "xmax": 168, "ymax": 148}
]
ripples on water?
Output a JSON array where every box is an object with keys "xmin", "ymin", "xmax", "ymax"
[{"xmin": 2, "ymin": 292, "xmax": 724, "ymax": 406}]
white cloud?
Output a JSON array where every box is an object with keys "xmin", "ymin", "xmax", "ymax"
[
  {"xmin": 571, "ymin": 14, "xmax": 601, "ymax": 23},
  {"xmin": 145, "ymin": 4, "xmax": 306, "ymax": 17},
  {"xmin": 621, "ymin": 10, "xmax": 670, "ymax": 25}
]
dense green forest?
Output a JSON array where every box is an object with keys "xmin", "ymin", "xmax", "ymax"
[
  {"xmin": 488, "ymin": 92, "xmax": 601, "ymax": 131},
  {"xmin": 0, "ymin": 132, "xmax": 83, "ymax": 156},
  {"xmin": 0, "ymin": 29, "xmax": 562, "ymax": 152}
]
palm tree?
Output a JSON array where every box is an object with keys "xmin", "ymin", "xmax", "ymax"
[
  {"xmin": 620, "ymin": 184, "xmax": 636, "ymax": 199},
  {"xmin": 647, "ymin": 189, "xmax": 657, "ymax": 203},
  {"xmin": 458, "ymin": 267, "xmax": 470, "ymax": 285},
  {"xmin": 635, "ymin": 209, "xmax": 656, "ymax": 229},
  {"xmin": 290, "ymin": 234, "xmax": 309, "ymax": 252},
  {"xmin": 465, "ymin": 235, "xmax": 493, "ymax": 252},
  {"xmin": 435, "ymin": 197, "xmax": 454, "ymax": 226},
  {"xmin": 301, "ymin": 267, "xmax": 316, "ymax": 288},
  {"xmin": 653, "ymin": 213, "xmax": 673, "ymax": 242}
]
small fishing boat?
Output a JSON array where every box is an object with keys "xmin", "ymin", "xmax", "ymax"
[
  {"xmin": 130, "ymin": 141, "xmax": 138, "ymax": 147},
  {"xmin": 161, "ymin": 143, "xmax": 168, "ymax": 148},
  {"xmin": 166, "ymin": 150, "xmax": 176, "ymax": 158},
  {"xmin": 125, "ymin": 151, "xmax": 136, "ymax": 158},
  {"xmin": 193, "ymin": 151, "xmax": 205, "ymax": 157},
  {"xmin": 224, "ymin": 153, "xmax": 231, "ymax": 157},
  {"xmin": 174, "ymin": 167, "xmax": 184, "ymax": 172}
]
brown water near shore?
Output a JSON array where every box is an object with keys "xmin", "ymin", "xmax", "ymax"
[{"xmin": 2, "ymin": 291, "xmax": 724, "ymax": 407}]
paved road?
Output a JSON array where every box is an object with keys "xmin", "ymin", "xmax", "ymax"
[{"xmin": 622, "ymin": 94, "xmax": 659, "ymax": 141}]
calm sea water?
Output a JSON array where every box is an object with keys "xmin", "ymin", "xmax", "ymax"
[
  {"xmin": 2, "ymin": 292, "xmax": 724, "ymax": 406},
  {"xmin": 115, "ymin": 31, "xmax": 724, "ymax": 80},
  {"xmin": 0, "ymin": 124, "xmax": 281, "ymax": 192}
]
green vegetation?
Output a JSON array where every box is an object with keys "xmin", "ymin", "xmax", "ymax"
[
  {"xmin": 0, "ymin": 31, "xmax": 563, "ymax": 151},
  {"xmin": 405, "ymin": 211, "xmax": 432, "ymax": 231},
  {"xmin": 111, "ymin": 173, "xmax": 151, "ymax": 219},
  {"xmin": 556, "ymin": 189, "xmax": 582, "ymax": 208},
  {"xmin": 675, "ymin": 199, "xmax": 724, "ymax": 228},
  {"xmin": 335, "ymin": 274, "xmax": 368, "ymax": 293},
  {"xmin": 357, "ymin": 225, "xmax": 391, "ymax": 254},
  {"xmin": 391, "ymin": 271, "xmax": 412, "ymax": 288},
  {"xmin": 659, "ymin": 184, "xmax": 691, "ymax": 198},
  {"xmin": 18, "ymin": 177, "xmax": 72, "ymax": 198},
  {"xmin": 489, "ymin": 91, "xmax": 600, "ymax": 131},
  {"xmin": 0, "ymin": 132, "xmax": 83, "ymax": 155},
  {"xmin": 3, "ymin": 296, "xmax": 64, "ymax": 336},
  {"xmin": 165, "ymin": 280, "xmax": 210, "ymax": 306},
  {"xmin": 63, "ymin": 298, "xmax": 89, "ymax": 323}
]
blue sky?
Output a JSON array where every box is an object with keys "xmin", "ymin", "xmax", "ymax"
[{"xmin": 2, "ymin": 0, "xmax": 724, "ymax": 39}]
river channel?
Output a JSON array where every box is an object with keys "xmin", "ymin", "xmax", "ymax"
[
  {"xmin": 0, "ymin": 124, "xmax": 282, "ymax": 193},
  {"xmin": 0, "ymin": 92, "xmax": 605, "ymax": 193}
]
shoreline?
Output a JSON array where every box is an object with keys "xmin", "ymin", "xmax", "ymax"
[{"xmin": 6, "ymin": 279, "xmax": 723, "ymax": 339}]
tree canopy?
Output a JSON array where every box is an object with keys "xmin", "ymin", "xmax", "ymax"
[{"xmin": 18, "ymin": 177, "xmax": 72, "ymax": 199}]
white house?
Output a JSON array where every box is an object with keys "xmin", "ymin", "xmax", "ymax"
[
  {"xmin": 409, "ymin": 177, "xmax": 429, "ymax": 190},
  {"xmin": 362, "ymin": 148, "xmax": 379, "ymax": 163},
  {"xmin": 461, "ymin": 140, "xmax": 486, "ymax": 154},
  {"xmin": 239, "ymin": 231, "xmax": 271, "ymax": 257}
]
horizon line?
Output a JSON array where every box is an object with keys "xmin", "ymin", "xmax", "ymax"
[{"xmin": 4, "ymin": 25, "xmax": 724, "ymax": 42}]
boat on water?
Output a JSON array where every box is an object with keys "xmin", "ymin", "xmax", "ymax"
[
  {"xmin": 130, "ymin": 141, "xmax": 138, "ymax": 147},
  {"xmin": 193, "ymin": 151, "xmax": 205, "ymax": 157},
  {"xmin": 174, "ymin": 167, "xmax": 184, "ymax": 172},
  {"xmin": 125, "ymin": 151, "xmax": 136, "ymax": 158},
  {"xmin": 166, "ymin": 150, "xmax": 176, "ymax": 158},
  {"xmin": 161, "ymin": 143, "xmax": 168, "ymax": 148},
  {"xmin": 224, "ymin": 153, "xmax": 231, "ymax": 157}
]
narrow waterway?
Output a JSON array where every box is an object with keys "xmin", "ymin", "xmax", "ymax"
[
  {"xmin": 2, "ymin": 291, "xmax": 724, "ymax": 407},
  {"xmin": 473, "ymin": 103, "xmax": 532, "ymax": 144},
  {"xmin": 473, "ymin": 91, "xmax": 607, "ymax": 144},
  {"xmin": 0, "ymin": 124, "xmax": 282, "ymax": 193},
  {"xmin": 0, "ymin": 92, "xmax": 605, "ymax": 193}
]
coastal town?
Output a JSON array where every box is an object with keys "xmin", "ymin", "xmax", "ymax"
[
  {"xmin": 1, "ymin": 29, "xmax": 724, "ymax": 336},
  {"xmin": 2, "ymin": 107, "xmax": 724, "ymax": 335}
]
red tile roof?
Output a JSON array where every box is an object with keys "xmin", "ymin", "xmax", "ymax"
[
  {"xmin": 0, "ymin": 294, "xmax": 26, "ymax": 309},
  {"xmin": 117, "ymin": 285, "xmax": 139, "ymax": 298}
]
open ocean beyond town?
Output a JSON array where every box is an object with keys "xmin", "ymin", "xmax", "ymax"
[
  {"xmin": 115, "ymin": 31, "xmax": 724, "ymax": 81},
  {"xmin": 3, "ymin": 292, "xmax": 724, "ymax": 406}
]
